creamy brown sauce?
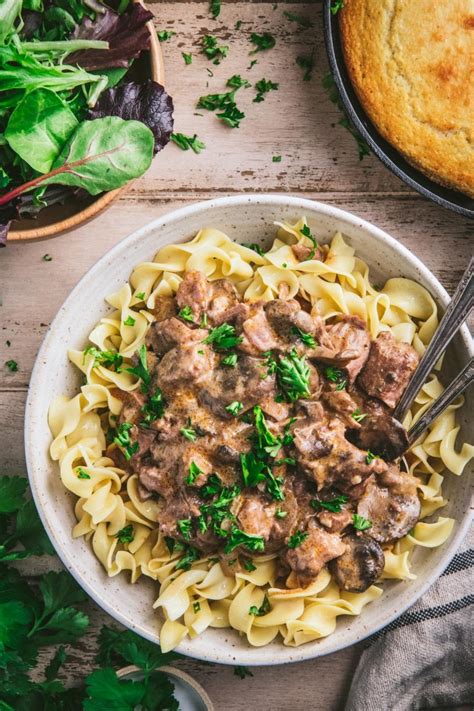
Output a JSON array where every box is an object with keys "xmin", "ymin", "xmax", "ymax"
[{"xmin": 110, "ymin": 271, "xmax": 421, "ymax": 592}]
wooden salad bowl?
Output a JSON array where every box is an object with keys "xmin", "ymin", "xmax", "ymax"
[{"xmin": 9, "ymin": 0, "xmax": 164, "ymax": 243}]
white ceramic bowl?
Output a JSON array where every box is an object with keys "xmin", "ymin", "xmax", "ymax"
[{"xmin": 25, "ymin": 195, "xmax": 473, "ymax": 666}]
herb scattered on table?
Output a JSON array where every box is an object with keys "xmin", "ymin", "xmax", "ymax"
[
  {"xmin": 234, "ymin": 665, "xmax": 254, "ymax": 679},
  {"xmin": 157, "ymin": 30, "xmax": 176, "ymax": 42},
  {"xmin": 283, "ymin": 11, "xmax": 314, "ymax": 28},
  {"xmin": 322, "ymin": 72, "xmax": 371, "ymax": 160},
  {"xmin": 272, "ymin": 155, "xmax": 282, "ymax": 162},
  {"xmin": 182, "ymin": 52, "xmax": 193, "ymax": 65},
  {"xmin": 171, "ymin": 132, "xmax": 206, "ymax": 153},
  {"xmin": 5, "ymin": 359, "xmax": 18, "ymax": 372},
  {"xmin": 296, "ymin": 54, "xmax": 314, "ymax": 81},
  {"xmin": 202, "ymin": 34, "xmax": 229, "ymax": 64},
  {"xmin": 249, "ymin": 32, "xmax": 276, "ymax": 53},
  {"xmin": 254, "ymin": 78, "xmax": 279, "ymax": 103},
  {"xmin": 42, "ymin": 253, "xmax": 53, "ymax": 261},
  {"xmin": 210, "ymin": 0, "xmax": 221, "ymax": 18}
]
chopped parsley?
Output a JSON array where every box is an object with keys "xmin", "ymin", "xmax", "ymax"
[
  {"xmin": 193, "ymin": 601, "xmax": 201, "ymax": 614},
  {"xmin": 182, "ymin": 52, "xmax": 193, "ymax": 65},
  {"xmin": 198, "ymin": 91, "xmax": 234, "ymax": 111},
  {"xmin": 115, "ymin": 524, "xmax": 134, "ymax": 544},
  {"xmin": 83, "ymin": 346, "xmax": 123, "ymax": 372},
  {"xmin": 217, "ymin": 102, "xmax": 245, "ymax": 128},
  {"xmin": 42, "ymin": 253, "xmax": 52, "ymax": 261},
  {"xmin": 234, "ymin": 666, "xmax": 254, "ymax": 679},
  {"xmin": 171, "ymin": 132, "xmax": 206, "ymax": 154},
  {"xmin": 123, "ymin": 315, "xmax": 136, "ymax": 327},
  {"xmin": 299, "ymin": 223, "xmax": 318, "ymax": 258},
  {"xmin": 181, "ymin": 426, "xmax": 197, "ymax": 442},
  {"xmin": 249, "ymin": 32, "xmax": 276, "ymax": 54},
  {"xmin": 291, "ymin": 326, "xmax": 317, "ymax": 348},
  {"xmin": 186, "ymin": 461, "xmax": 203, "ymax": 485},
  {"xmin": 296, "ymin": 54, "xmax": 314, "ymax": 81},
  {"xmin": 201, "ymin": 473, "xmax": 223, "ymax": 499},
  {"xmin": 76, "ymin": 467, "xmax": 91, "ymax": 480},
  {"xmin": 210, "ymin": 0, "xmax": 221, "ymax": 18},
  {"xmin": 272, "ymin": 155, "xmax": 282, "ymax": 163},
  {"xmin": 366, "ymin": 449, "xmax": 378, "ymax": 465},
  {"xmin": 249, "ymin": 594, "xmax": 270, "ymax": 616},
  {"xmin": 243, "ymin": 559, "xmax": 257, "ymax": 572},
  {"xmin": 240, "ymin": 452, "xmax": 267, "ymax": 488},
  {"xmin": 276, "ymin": 348, "xmax": 311, "ymax": 401},
  {"xmin": 254, "ymin": 78, "xmax": 279, "ymax": 103},
  {"xmin": 274, "ymin": 457, "xmax": 296, "ymax": 466},
  {"xmin": 243, "ymin": 242, "xmax": 264, "ymax": 255},
  {"xmin": 330, "ymin": 0, "xmax": 345, "ymax": 14},
  {"xmin": 178, "ymin": 305, "xmax": 194, "ymax": 322},
  {"xmin": 113, "ymin": 422, "xmax": 138, "ymax": 461},
  {"xmin": 202, "ymin": 34, "xmax": 229, "ymax": 64},
  {"xmin": 157, "ymin": 30, "xmax": 175, "ymax": 42},
  {"xmin": 311, "ymin": 494, "xmax": 348, "ymax": 513},
  {"xmin": 177, "ymin": 519, "xmax": 192, "ymax": 540},
  {"xmin": 175, "ymin": 545, "xmax": 200, "ymax": 570},
  {"xmin": 224, "ymin": 527, "xmax": 265, "ymax": 554},
  {"xmin": 322, "ymin": 72, "xmax": 370, "ymax": 160},
  {"xmin": 325, "ymin": 366, "xmax": 347, "ymax": 391},
  {"xmin": 248, "ymin": 59, "xmax": 258, "ymax": 70},
  {"xmin": 222, "ymin": 353, "xmax": 238, "ymax": 367},
  {"xmin": 226, "ymin": 401, "xmax": 244, "ymax": 416},
  {"xmin": 135, "ymin": 291, "xmax": 145, "ymax": 300},
  {"xmin": 126, "ymin": 344, "xmax": 151, "ymax": 392},
  {"xmin": 140, "ymin": 388, "xmax": 165, "ymax": 426},
  {"xmin": 353, "ymin": 514, "xmax": 372, "ymax": 531},
  {"xmin": 283, "ymin": 10, "xmax": 314, "ymax": 28},
  {"xmin": 227, "ymin": 74, "xmax": 251, "ymax": 89},
  {"xmin": 352, "ymin": 408, "xmax": 368, "ymax": 423},
  {"xmin": 203, "ymin": 322, "xmax": 243, "ymax": 351},
  {"xmin": 235, "ymin": 20, "xmax": 243, "ymax": 30},
  {"xmin": 287, "ymin": 531, "xmax": 308, "ymax": 548},
  {"xmin": 275, "ymin": 508, "xmax": 288, "ymax": 518}
]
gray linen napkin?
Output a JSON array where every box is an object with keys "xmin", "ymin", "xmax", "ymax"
[{"xmin": 345, "ymin": 524, "xmax": 473, "ymax": 711}]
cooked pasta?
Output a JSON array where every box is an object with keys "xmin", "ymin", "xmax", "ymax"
[{"xmin": 49, "ymin": 219, "xmax": 472, "ymax": 652}]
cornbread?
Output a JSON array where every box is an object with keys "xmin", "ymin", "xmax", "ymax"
[{"xmin": 339, "ymin": 0, "xmax": 474, "ymax": 197}]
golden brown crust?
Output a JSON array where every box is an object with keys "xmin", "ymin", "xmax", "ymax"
[{"xmin": 339, "ymin": 0, "xmax": 474, "ymax": 197}]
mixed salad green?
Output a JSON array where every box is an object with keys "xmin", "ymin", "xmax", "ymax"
[{"xmin": 0, "ymin": 0, "xmax": 174, "ymax": 244}]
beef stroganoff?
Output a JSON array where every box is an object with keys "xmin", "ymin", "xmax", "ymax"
[{"xmin": 49, "ymin": 219, "xmax": 473, "ymax": 651}]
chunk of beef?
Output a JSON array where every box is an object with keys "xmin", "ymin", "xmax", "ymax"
[
  {"xmin": 240, "ymin": 305, "xmax": 280, "ymax": 354},
  {"xmin": 198, "ymin": 354, "xmax": 275, "ymax": 417},
  {"xmin": 284, "ymin": 522, "xmax": 346, "ymax": 588},
  {"xmin": 176, "ymin": 271, "xmax": 210, "ymax": 320},
  {"xmin": 293, "ymin": 416, "xmax": 388, "ymax": 493},
  {"xmin": 139, "ymin": 461, "xmax": 176, "ymax": 499},
  {"xmin": 156, "ymin": 342, "xmax": 215, "ymax": 397},
  {"xmin": 291, "ymin": 243, "xmax": 325, "ymax": 263},
  {"xmin": 310, "ymin": 316, "xmax": 371, "ymax": 384},
  {"xmin": 207, "ymin": 279, "xmax": 240, "ymax": 323},
  {"xmin": 322, "ymin": 389, "xmax": 360, "ymax": 428},
  {"xmin": 348, "ymin": 413, "xmax": 409, "ymax": 461},
  {"xmin": 357, "ymin": 466, "xmax": 420, "ymax": 543},
  {"xmin": 237, "ymin": 495, "xmax": 277, "ymax": 540},
  {"xmin": 113, "ymin": 388, "xmax": 146, "ymax": 425},
  {"xmin": 152, "ymin": 295, "xmax": 176, "ymax": 323},
  {"xmin": 147, "ymin": 317, "xmax": 207, "ymax": 355},
  {"xmin": 329, "ymin": 533, "xmax": 385, "ymax": 592},
  {"xmin": 317, "ymin": 508, "xmax": 353, "ymax": 534},
  {"xmin": 358, "ymin": 331, "xmax": 419, "ymax": 409},
  {"xmin": 264, "ymin": 299, "xmax": 316, "ymax": 342}
]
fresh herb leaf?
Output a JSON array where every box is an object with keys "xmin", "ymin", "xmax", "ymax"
[
  {"xmin": 283, "ymin": 10, "xmax": 313, "ymax": 28},
  {"xmin": 366, "ymin": 449, "xmax": 378, "ymax": 465},
  {"xmin": 224, "ymin": 528, "xmax": 265, "ymax": 554},
  {"xmin": 175, "ymin": 545, "xmax": 200, "ymax": 570},
  {"xmin": 275, "ymin": 508, "xmax": 288, "ymax": 518},
  {"xmin": 291, "ymin": 326, "xmax": 316, "ymax": 347},
  {"xmin": 299, "ymin": 223, "xmax": 318, "ymax": 258},
  {"xmin": 311, "ymin": 494, "xmax": 348, "ymax": 513},
  {"xmin": 178, "ymin": 305, "xmax": 194, "ymax": 322},
  {"xmin": 287, "ymin": 531, "xmax": 308, "ymax": 548},
  {"xmin": 193, "ymin": 601, "xmax": 201, "ymax": 614},
  {"xmin": 181, "ymin": 426, "xmax": 197, "ymax": 442},
  {"xmin": 5, "ymin": 359, "xmax": 18, "ymax": 371},
  {"xmin": 177, "ymin": 519, "xmax": 192, "ymax": 540},
  {"xmin": 83, "ymin": 346, "xmax": 123, "ymax": 372},
  {"xmin": 115, "ymin": 524, "xmax": 134, "ymax": 544},
  {"xmin": 125, "ymin": 344, "xmax": 151, "ymax": 392},
  {"xmin": 141, "ymin": 388, "xmax": 165, "ymax": 426},
  {"xmin": 277, "ymin": 348, "xmax": 311, "ymax": 401},
  {"xmin": 226, "ymin": 401, "xmax": 244, "ymax": 416},
  {"xmin": 202, "ymin": 34, "xmax": 229, "ymax": 64},
  {"xmin": 0, "ymin": 476, "xmax": 28, "ymax": 513},
  {"xmin": 201, "ymin": 473, "xmax": 222, "ymax": 498},
  {"xmin": 198, "ymin": 91, "xmax": 234, "ymax": 111},
  {"xmin": 234, "ymin": 665, "xmax": 254, "ymax": 679},
  {"xmin": 296, "ymin": 54, "xmax": 314, "ymax": 81},
  {"xmin": 204, "ymin": 322, "xmax": 243, "ymax": 351},
  {"xmin": 248, "ymin": 594, "xmax": 270, "ymax": 616},
  {"xmin": 254, "ymin": 78, "xmax": 279, "ymax": 103},
  {"xmin": 322, "ymin": 72, "xmax": 371, "ymax": 160},
  {"xmin": 325, "ymin": 366, "xmax": 347, "ymax": 391},
  {"xmin": 330, "ymin": 0, "xmax": 345, "ymax": 14},
  {"xmin": 272, "ymin": 155, "xmax": 282, "ymax": 162},
  {"xmin": 240, "ymin": 452, "xmax": 267, "ymax": 488},
  {"xmin": 217, "ymin": 102, "xmax": 245, "ymax": 128},
  {"xmin": 113, "ymin": 422, "xmax": 138, "ymax": 461},
  {"xmin": 249, "ymin": 32, "xmax": 276, "ymax": 54},
  {"xmin": 352, "ymin": 408, "xmax": 367, "ymax": 423},
  {"xmin": 171, "ymin": 132, "xmax": 206, "ymax": 153},
  {"xmin": 243, "ymin": 559, "xmax": 257, "ymax": 572},
  {"xmin": 42, "ymin": 253, "xmax": 53, "ymax": 261},
  {"xmin": 227, "ymin": 74, "xmax": 251, "ymax": 89},
  {"xmin": 210, "ymin": 0, "xmax": 221, "ymax": 18},
  {"xmin": 157, "ymin": 30, "xmax": 175, "ymax": 42},
  {"xmin": 96, "ymin": 625, "xmax": 178, "ymax": 672},
  {"xmin": 77, "ymin": 467, "xmax": 91, "ymax": 480},
  {"xmin": 243, "ymin": 242, "xmax": 265, "ymax": 255},
  {"xmin": 186, "ymin": 461, "xmax": 203, "ymax": 485},
  {"xmin": 182, "ymin": 52, "xmax": 193, "ymax": 65},
  {"xmin": 222, "ymin": 353, "xmax": 238, "ymax": 367},
  {"xmin": 353, "ymin": 513, "xmax": 372, "ymax": 531},
  {"xmin": 123, "ymin": 315, "xmax": 136, "ymax": 327}
]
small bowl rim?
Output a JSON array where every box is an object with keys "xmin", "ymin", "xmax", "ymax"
[
  {"xmin": 8, "ymin": 0, "xmax": 164, "ymax": 243},
  {"xmin": 116, "ymin": 664, "xmax": 214, "ymax": 710},
  {"xmin": 24, "ymin": 193, "xmax": 473, "ymax": 666}
]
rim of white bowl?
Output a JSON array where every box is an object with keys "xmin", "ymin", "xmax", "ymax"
[{"xmin": 25, "ymin": 194, "xmax": 473, "ymax": 666}]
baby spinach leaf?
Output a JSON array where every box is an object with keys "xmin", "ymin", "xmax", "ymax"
[
  {"xmin": 0, "ymin": 0, "xmax": 22, "ymax": 43},
  {"xmin": 5, "ymin": 88, "xmax": 79, "ymax": 173}
]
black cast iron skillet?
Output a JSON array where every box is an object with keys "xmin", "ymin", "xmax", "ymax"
[{"xmin": 323, "ymin": 2, "xmax": 474, "ymax": 219}]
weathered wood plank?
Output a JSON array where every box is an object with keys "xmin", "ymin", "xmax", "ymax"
[{"xmin": 1, "ymin": 194, "xmax": 471, "ymax": 388}]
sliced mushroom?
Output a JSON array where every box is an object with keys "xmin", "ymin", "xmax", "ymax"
[
  {"xmin": 357, "ymin": 466, "xmax": 421, "ymax": 543},
  {"xmin": 329, "ymin": 533, "xmax": 384, "ymax": 592},
  {"xmin": 347, "ymin": 413, "xmax": 409, "ymax": 461}
]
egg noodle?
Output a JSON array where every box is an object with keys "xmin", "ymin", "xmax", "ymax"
[{"xmin": 48, "ymin": 219, "xmax": 473, "ymax": 651}]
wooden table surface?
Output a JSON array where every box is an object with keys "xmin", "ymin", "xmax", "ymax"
[{"xmin": 1, "ymin": 2, "xmax": 472, "ymax": 709}]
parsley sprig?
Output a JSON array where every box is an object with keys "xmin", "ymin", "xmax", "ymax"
[
  {"xmin": 83, "ymin": 346, "xmax": 123, "ymax": 372},
  {"xmin": 277, "ymin": 348, "xmax": 311, "ymax": 401},
  {"xmin": 203, "ymin": 322, "xmax": 243, "ymax": 351},
  {"xmin": 125, "ymin": 344, "xmax": 151, "ymax": 392},
  {"xmin": 311, "ymin": 494, "xmax": 348, "ymax": 513},
  {"xmin": 113, "ymin": 422, "xmax": 139, "ymax": 461}
]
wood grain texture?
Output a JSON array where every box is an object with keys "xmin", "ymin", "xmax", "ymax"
[{"xmin": 0, "ymin": 1, "xmax": 472, "ymax": 708}]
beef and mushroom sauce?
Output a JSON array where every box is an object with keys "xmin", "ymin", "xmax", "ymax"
[{"xmin": 110, "ymin": 271, "xmax": 421, "ymax": 594}]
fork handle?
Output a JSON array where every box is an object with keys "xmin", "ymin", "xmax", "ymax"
[
  {"xmin": 407, "ymin": 358, "xmax": 474, "ymax": 446},
  {"xmin": 394, "ymin": 257, "xmax": 474, "ymax": 421}
]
